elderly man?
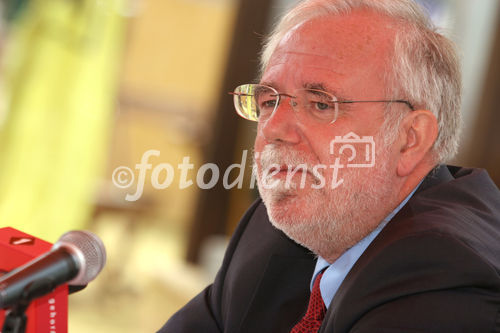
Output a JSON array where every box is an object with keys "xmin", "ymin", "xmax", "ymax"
[{"xmin": 159, "ymin": 0, "xmax": 500, "ymax": 332}]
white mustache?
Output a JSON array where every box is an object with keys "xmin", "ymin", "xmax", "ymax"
[{"xmin": 257, "ymin": 145, "xmax": 323, "ymax": 182}]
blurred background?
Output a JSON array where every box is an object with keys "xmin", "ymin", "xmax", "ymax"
[{"xmin": 0, "ymin": 0, "xmax": 498, "ymax": 331}]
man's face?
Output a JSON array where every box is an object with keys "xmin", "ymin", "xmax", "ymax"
[{"xmin": 254, "ymin": 11, "xmax": 403, "ymax": 261}]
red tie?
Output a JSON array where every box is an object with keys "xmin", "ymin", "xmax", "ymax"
[{"xmin": 290, "ymin": 271, "xmax": 326, "ymax": 333}]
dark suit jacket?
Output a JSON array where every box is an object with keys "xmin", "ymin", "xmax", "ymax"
[{"xmin": 159, "ymin": 166, "xmax": 500, "ymax": 332}]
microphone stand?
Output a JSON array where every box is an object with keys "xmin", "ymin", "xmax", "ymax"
[
  {"xmin": 2, "ymin": 278, "xmax": 55, "ymax": 333},
  {"xmin": 1, "ymin": 297, "xmax": 30, "ymax": 333}
]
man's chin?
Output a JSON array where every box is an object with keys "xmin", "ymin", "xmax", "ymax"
[
  {"xmin": 261, "ymin": 190, "xmax": 313, "ymax": 227},
  {"xmin": 258, "ymin": 178, "xmax": 325, "ymax": 217},
  {"xmin": 264, "ymin": 199, "xmax": 328, "ymax": 255},
  {"xmin": 266, "ymin": 204, "xmax": 308, "ymax": 235}
]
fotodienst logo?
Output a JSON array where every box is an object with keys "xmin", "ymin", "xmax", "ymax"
[
  {"xmin": 111, "ymin": 132, "xmax": 376, "ymax": 201},
  {"xmin": 111, "ymin": 149, "xmax": 256, "ymax": 201}
]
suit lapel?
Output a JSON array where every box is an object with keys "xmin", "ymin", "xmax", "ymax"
[
  {"xmin": 319, "ymin": 165, "xmax": 455, "ymax": 332},
  {"xmin": 229, "ymin": 202, "xmax": 316, "ymax": 332},
  {"xmin": 239, "ymin": 253, "xmax": 315, "ymax": 332}
]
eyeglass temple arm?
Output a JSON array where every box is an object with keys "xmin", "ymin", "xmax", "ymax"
[
  {"xmin": 338, "ymin": 100, "xmax": 414, "ymax": 110},
  {"xmin": 228, "ymin": 92, "xmax": 414, "ymax": 110}
]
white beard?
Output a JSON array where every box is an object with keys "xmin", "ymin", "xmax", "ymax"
[{"xmin": 254, "ymin": 134, "xmax": 398, "ymax": 262}]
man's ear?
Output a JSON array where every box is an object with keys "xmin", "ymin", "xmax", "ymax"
[{"xmin": 397, "ymin": 110, "xmax": 438, "ymax": 177}]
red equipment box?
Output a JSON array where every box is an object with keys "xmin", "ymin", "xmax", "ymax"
[{"xmin": 0, "ymin": 227, "xmax": 68, "ymax": 333}]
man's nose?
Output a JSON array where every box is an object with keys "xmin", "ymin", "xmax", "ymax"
[{"xmin": 260, "ymin": 97, "xmax": 301, "ymax": 144}]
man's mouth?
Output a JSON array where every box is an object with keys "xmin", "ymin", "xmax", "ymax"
[
  {"xmin": 269, "ymin": 164, "xmax": 291, "ymax": 175},
  {"xmin": 264, "ymin": 164, "xmax": 319, "ymax": 182}
]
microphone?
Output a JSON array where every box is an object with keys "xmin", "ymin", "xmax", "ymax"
[{"xmin": 0, "ymin": 230, "xmax": 106, "ymax": 309}]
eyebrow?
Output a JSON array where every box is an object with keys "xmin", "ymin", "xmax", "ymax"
[
  {"xmin": 303, "ymin": 82, "xmax": 347, "ymax": 99},
  {"xmin": 258, "ymin": 80, "xmax": 278, "ymax": 89},
  {"xmin": 303, "ymin": 82, "xmax": 329, "ymax": 91},
  {"xmin": 257, "ymin": 81, "xmax": 347, "ymax": 99}
]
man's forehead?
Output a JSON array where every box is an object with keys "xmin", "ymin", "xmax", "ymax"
[
  {"xmin": 272, "ymin": 10, "xmax": 397, "ymax": 66},
  {"xmin": 265, "ymin": 51, "xmax": 345, "ymax": 74},
  {"xmin": 260, "ymin": 54, "xmax": 347, "ymax": 93}
]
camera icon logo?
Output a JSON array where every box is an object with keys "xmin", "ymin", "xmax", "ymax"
[{"xmin": 329, "ymin": 132, "xmax": 375, "ymax": 168}]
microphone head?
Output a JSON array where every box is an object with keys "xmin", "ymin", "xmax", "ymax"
[{"xmin": 53, "ymin": 230, "xmax": 107, "ymax": 285}]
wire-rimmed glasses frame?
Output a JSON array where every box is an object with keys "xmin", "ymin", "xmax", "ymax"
[{"xmin": 229, "ymin": 84, "xmax": 415, "ymax": 124}]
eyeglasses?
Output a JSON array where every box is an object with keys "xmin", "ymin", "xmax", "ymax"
[{"xmin": 229, "ymin": 84, "xmax": 414, "ymax": 124}]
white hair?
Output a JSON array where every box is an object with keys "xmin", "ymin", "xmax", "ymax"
[{"xmin": 260, "ymin": 0, "xmax": 462, "ymax": 162}]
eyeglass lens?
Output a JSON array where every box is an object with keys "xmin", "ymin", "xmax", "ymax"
[{"xmin": 233, "ymin": 84, "xmax": 339, "ymax": 124}]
